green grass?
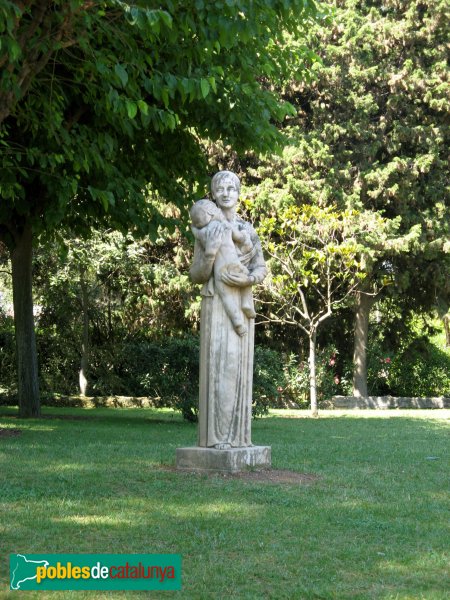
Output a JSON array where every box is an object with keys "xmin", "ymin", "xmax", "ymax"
[{"xmin": 0, "ymin": 407, "xmax": 449, "ymax": 599}]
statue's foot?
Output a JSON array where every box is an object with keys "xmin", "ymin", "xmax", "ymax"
[
  {"xmin": 214, "ymin": 443, "xmax": 231, "ymax": 450},
  {"xmin": 235, "ymin": 324, "xmax": 248, "ymax": 336}
]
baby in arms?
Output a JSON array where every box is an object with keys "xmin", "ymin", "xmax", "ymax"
[{"xmin": 190, "ymin": 199, "xmax": 256, "ymax": 336}]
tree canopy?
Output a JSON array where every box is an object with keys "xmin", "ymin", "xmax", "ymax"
[
  {"xmin": 243, "ymin": 0, "xmax": 448, "ymax": 289},
  {"xmin": 0, "ymin": 0, "xmax": 319, "ymax": 243}
]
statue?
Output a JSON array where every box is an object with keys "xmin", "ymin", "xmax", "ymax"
[
  {"xmin": 190, "ymin": 198, "xmax": 256, "ymax": 336},
  {"xmin": 189, "ymin": 171, "xmax": 267, "ymax": 449}
]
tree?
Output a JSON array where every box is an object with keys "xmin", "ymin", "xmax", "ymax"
[
  {"xmin": 232, "ymin": 0, "xmax": 449, "ymax": 397},
  {"xmin": 258, "ymin": 204, "xmax": 397, "ymax": 415},
  {"xmin": 0, "ymin": 0, "xmax": 318, "ymax": 416},
  {"xmin": 291, "ymin": 0, "xmax": 449, "ymax": 396}
]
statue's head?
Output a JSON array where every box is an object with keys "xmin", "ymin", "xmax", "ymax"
[
  {"xmin": 190, "ymin": 199, "xmax": 222, "ymax": 228},
  {"xmin": 211, "ymin": 171, "xmax": 240, "ymax": 211}
]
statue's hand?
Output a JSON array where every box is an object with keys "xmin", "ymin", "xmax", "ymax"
[
  {"xmin": 204, "ymin": 221, "xmax": 226, "ymax": 257},
  {"xmin": 221, "ymin": 271, "xmax": 254, "ymax": 287}
]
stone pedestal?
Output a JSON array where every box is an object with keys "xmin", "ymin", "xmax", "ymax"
[{"xmin": 176, "ymin": 446, "xmax": 271, "ymax": 473}]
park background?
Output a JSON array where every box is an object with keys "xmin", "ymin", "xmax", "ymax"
[
  {"xmin": 1, "ymin": 0, "xmax": 448, "ymax": 418},
  {"xmin": 0, "ymin": 1, "xmax": 449, "ymax": 598}
]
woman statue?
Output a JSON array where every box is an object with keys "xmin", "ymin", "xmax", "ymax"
[{"xmin": 189, "ymin": 171, "xmax": 267, "ymax": 448}]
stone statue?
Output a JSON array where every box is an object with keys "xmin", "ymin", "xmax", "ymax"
[
  {"xmin": 189, "ymin": 171, "xmax": 267, "ymax": 449},
  {"xmin": 190, "ymin": 198, "xmax": 255, "ymax": 336}
]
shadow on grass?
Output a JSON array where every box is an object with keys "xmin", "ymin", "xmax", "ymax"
[{"xmin": 0, "ymin": 405, "xmax": 192, "ymax": 427}]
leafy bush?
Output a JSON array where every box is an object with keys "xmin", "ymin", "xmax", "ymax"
[
  {"xmin": 278, "ymin": 346, "xmax": 343, "ymax": 408},
  {"xmin": 366, "ymin": 337, "xmax": 394, "ymax": 396},
  {"xmin": 119, "ymin": 336, "xmax": 200, "ymax": 422},
  {"xmin": 86, "ymin": 335, "xmax": 346, "ymax": 415},
  {"xmin": 362, "ymin": 324, "xmax": 450, "ymax": 398},
  {"xmin": 252, "ymin": 346, "xmax": 286, "ymax": 415},
  {"xmin": 37, "ymin": 329, "xmax": 80, "ymax": 396},
  {"xmin": 118, "ymin": 335, "xmax": 281, "ymax": 420},
  {"xmin": 387, "ymin": 337, "xmax": 450, "ymax": 397}
]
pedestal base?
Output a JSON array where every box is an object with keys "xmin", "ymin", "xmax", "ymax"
[{"xmin": 176, "ymin": 446, "xmax": 271, "ymax": 473}]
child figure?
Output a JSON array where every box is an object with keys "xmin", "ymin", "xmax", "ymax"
[{"xmin": 190, "ymin": 199, "xmax": 256, "ymax": 336}]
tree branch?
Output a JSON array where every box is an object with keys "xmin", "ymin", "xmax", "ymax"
[{"xmin": 297, "ymin": 285, "xmax": 310, "ymax": 321}]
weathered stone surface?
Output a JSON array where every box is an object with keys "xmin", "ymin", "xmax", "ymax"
[
  {"xmin": 188, "ymin": 171, "xmax": 268, "ymax": 449},
  {"xmin": 329, "ymin": 396, "xmax": 450, "ymax": 409},
  {"xmin": 176, "ymin": 446, "xmax": 271, "ymax": 473},
  {"xmin": 175, "ymin": 171, "xmax": 271, "ymax": 472}
]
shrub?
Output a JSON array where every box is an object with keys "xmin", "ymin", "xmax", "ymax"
[
  {"xmin": 387, "ymin": 337, "xmax": 450, "ymax": 397},
  {"xmin": 118, "ymin": 335, "xmax": 285, "ymax": 420},
  {"xmin": 366, "ymin": 337, "xmax": 394, "ymax": 396},
  {"xmin": 120, "ymin": 336, "xmax": 200, "ymax": 422},
  {"xmin": 252, "ymin": 346, "xmax": 286, "ymax": 416}
]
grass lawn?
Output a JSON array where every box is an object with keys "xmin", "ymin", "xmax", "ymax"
[{"xmin": 0, "ymin": 407, "xmax": 448, "ymax": 599}]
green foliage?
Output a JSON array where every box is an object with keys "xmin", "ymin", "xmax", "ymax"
[
  {"xmin": 276, "ymin": 0, "xmax": 449, "ymax": 306},
  {"xmin": 255, "ymin": 201, "xmax": 396, "ymax": 409},
  {"xmin": 119, "ymin": 336, "xmax": 200, "ymax": 422},
  {"xmin": 388, "ymin": 338, "xmax": 450, "ymax": 397},
  {"xmin": 257, "ymin": 203, "xmax": 398, "ymax": 335},
  {"xmin": 0, "ymin": 0, "xmax": 320, "ymax": 415},
  {"xmin": 24, "ymin": 230, "xmax": 303, "ymax": 418},
  {"xmin": 116, "ymin": 336, "xmax": 278, "ymax": 420},
  {"xmin": 279, "ymin": 345, "xmax": 342, "ymax": 406},
  {"xmin": 251, "ymin": 346, "xmax": 285, "ymax": 414},
  {"xmin": 332, "ymin": 310, "xmax": 450, "ymax": 397},
  {"xmin": 34, "ymin": 227, "xmax": 196, "ymax": 339},
  {"xmin": 3, "ymin": 0, "xmax": 448, "ymax": 413},
  {"xmin": 232, "ymin": 0, "xmax": 449, "ymax": 337},
  {"xmin": 212, "ymin": 0, "xmax": 449, "ymax": 399},
  {"xmin": 0, "ymin": 0, "xmax": 319, "ymax": 245},
  {"xmin": 364, "ymin": 337, "xmax": 395, "ymax": 397},
  {"xmin": 253, "ymin": 207, "xmax": 438, "ymax": 404},
  {"xmin": 259, "ymin": 205, "xmax": 364, "ymax": 335},
  {"xmin": 29, "ymin": 227, "xmax": 198, "ymax": 401}
]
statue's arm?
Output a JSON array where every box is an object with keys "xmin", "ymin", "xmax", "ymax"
[
  {"xmin": 248, "ymin": 238, "xmax": 268, "ymax": 284},
  {"xmin": 190, "ymin": 221, "xmax": 227, "ymax": 283},
  {"xmin": 189, "ymin": 240, "xmax": 215, "ymax": 284}
]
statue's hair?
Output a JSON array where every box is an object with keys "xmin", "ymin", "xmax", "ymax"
[{"xmin": 211, "ymin": 171, "xmax": 240, "ymax": 196}]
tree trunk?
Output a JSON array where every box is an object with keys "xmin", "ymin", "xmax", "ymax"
[
  {"xmin": 10, "ymin": 223, "xmax": 40, "ymax": 417},
  {"xmin": 79, "ymin": 267, "xmax": 89, "ymax": 396},
  {"xmin": 443, "ymin": 314, "xmax": 450, "ymax": 348},
  {"xmin": 309, "ymin": 329, "xmax": 318, "ymax": 417},
  {"xmin": 352, "ymin": 287, "xmax": 376, "ymax": 398}
]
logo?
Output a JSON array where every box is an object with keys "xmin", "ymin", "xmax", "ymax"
[{"xmin": 10, "ymin": 553, "xmax": 181, "ymax": 591}]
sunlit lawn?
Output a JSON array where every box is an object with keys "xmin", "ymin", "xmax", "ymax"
[{"xmin": 0, "ymin": 407, "xmax": 449, "ymax": 599}]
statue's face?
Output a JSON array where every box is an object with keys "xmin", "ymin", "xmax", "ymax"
[{"xmin": 213, "ymin": 177, "xmax": 239, "ymax": 210}]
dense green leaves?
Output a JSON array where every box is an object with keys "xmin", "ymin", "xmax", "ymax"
[
  {"xmin": 0, "ymin": 0, "xmax": 319, "ymax": 245},
  {"xmin": 257, "ymin": 202, "xmax": 400, "ymax": 331},
  {"xmin": 234, "ymin": 0, "xmax": 449, "ymax": 335}
]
